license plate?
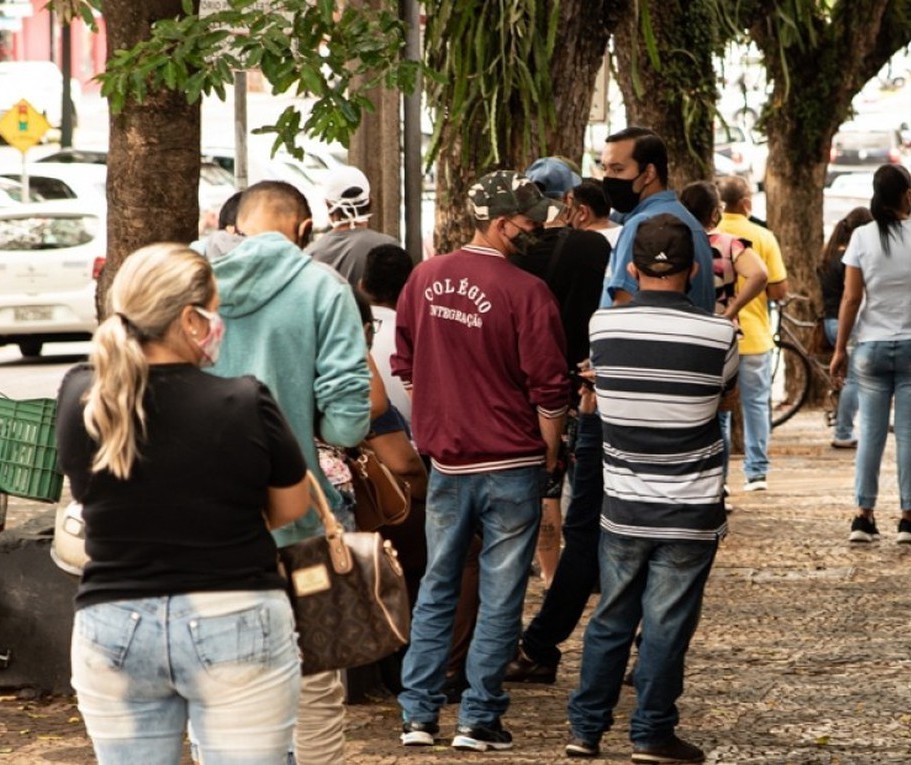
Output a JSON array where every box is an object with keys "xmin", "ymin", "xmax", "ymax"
[{"xmin": 14, "ymin": 306, "xmax": 53, "ymax": 322}]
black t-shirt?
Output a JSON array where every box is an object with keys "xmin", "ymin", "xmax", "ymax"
[
  {"xmin": 817, "ymin": 254, "xmax": 845, "ymax": 319},
  {"xmin": 513, "ymin": 227, "xmax": 611, "ymax": 370},
  {"xmin": 56, "ymin": 363, "xmax": 306, "ymax": 610}
]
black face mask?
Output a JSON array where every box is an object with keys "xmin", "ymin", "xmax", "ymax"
[
  {"xmin": 603, "ymin": 172, "xmax": 644, "ymax": 214},
  {"xmin": 507, "ymin": 226, "xmax": 541, "ymax": 256}
]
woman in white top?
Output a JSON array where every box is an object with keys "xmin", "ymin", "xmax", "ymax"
[{"xmin": 831, "ymin": 164, "xmax": 911, "ymax": 544}]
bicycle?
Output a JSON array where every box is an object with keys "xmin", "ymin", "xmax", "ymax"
[{"xmin": 768, "ymin": 294, "xmax": 839, "ymax": 428}]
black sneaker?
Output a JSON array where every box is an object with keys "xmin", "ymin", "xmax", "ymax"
[
  {"xmin": 400, "ymin": 720, "xmax": 439, "ymax": 746},
  {"xmin": 631, "ymin": 735, "xmax": 705, "ymax": 763},
  {"xmin": 898, "ymin": 519, "xmax": 911, "ymax": 544},
  {"xmin": 849, "ymin": 515, "xmax": 880, "ymax": 543},
  {"xmin": 451, "ymin": 720, "xmax": 513, "ymax": 752},
  {"xmin": 566, "ymin": 737, "xmax": 600, "ymax": 758},
  {"xmin": 503, "ymin": 646, "xmax": 557, "ymax": 684}
]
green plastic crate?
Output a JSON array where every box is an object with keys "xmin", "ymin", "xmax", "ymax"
[{"xmin": 0, "ymin": 396, "xmax": 63, "ymax": 503}]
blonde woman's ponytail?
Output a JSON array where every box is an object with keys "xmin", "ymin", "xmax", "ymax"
[
  {"xmin": 82, "ymin": 243, "xmax": 215, "ymax": 480},
  {"xmin": 83, "ymin": 314, "xmax": 149, "ymax": 479}
]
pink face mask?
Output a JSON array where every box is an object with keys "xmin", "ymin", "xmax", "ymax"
[{"xmin": 193, "ymin": 306, "xmax": 225, "ymax": 367}]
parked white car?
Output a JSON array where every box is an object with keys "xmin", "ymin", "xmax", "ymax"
[
  {"xmin": 0, "ymin": 61, "xmax": 81, "ymax": 131},
  {"xmin": 0, "ymin": 201, "xmax": 104, "ymax": 357}
]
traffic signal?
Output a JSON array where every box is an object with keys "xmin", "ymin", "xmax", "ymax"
[{"xmin": 17, "ymin": 102, "xmax": 27, "ymax": 131}]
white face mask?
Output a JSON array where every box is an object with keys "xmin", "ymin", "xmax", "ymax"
[{"xmin": 193, "ymin": 306, "xmax": 225, "ymax": 367}]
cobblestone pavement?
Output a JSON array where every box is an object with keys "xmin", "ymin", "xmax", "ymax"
[{"xmin": 2, "ymin": 409, "xmax": 907, "ymax": 764}]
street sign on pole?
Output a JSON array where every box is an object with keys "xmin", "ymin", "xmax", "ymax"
[
  {"xmin": 0, "ymin": 99, "xmax": 51, "ymax": 201},
  {"xmin": 0, "ymin": 99, "xmax": 51, "ymax": 153}
]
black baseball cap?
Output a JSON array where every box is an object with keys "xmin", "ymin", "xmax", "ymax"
[{"xmin": 633, "ymin": 213, "xmax": 694, "ymax": 277}]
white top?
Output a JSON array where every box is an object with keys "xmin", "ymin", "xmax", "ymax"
[
  {"xmin": 842, "ymin": 219, "xmax": 911, "ymax": 342},
  {"xmin": 371, "ymin": 304, "xmax": 412, "ymax": 426}
]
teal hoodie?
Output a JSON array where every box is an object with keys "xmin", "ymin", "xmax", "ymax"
[{"xmin": 210, "ymin": 232, "xmax": 371, "ymax": 546}]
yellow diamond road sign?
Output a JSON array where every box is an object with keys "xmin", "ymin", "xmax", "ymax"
[{"xmin": 0, "ymin": 99, "xmax": 51, "ymax": 153}]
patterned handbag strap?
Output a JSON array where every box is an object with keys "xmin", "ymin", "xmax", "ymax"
[{"xmin": 305, "ymin": 471, "xmax": 353, "ymax": 575}]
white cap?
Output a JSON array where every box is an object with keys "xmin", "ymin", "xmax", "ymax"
[{"xmin": 324, "ymin": 166, "xmax": 371, "ymax": 215}]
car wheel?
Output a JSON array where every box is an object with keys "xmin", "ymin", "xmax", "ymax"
[{"xmin": 18, "ymin": 339, "xmax": 43, "ymax": 358}]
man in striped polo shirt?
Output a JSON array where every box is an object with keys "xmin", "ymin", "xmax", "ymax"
[{"xmin": 565, "ymin": 213, "xmax": 739, "ymax": 763}]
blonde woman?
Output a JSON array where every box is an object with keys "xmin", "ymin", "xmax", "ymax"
[{"xmin": 55, "ymin": 244, "xmax": 310, "ymax": 765}]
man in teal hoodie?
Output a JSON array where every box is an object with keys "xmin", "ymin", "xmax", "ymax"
[{"xmin": 210, "ymin": 180, "xmax": 371, "ymax": 765}]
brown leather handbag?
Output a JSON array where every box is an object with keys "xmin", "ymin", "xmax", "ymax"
[
  {"xmin": 278, "ymin": 474, "xmax": 411, "ymax": 675},
  {"xmin": 345, "ymin": 444, "xmax": 411, "ymax": 531}
]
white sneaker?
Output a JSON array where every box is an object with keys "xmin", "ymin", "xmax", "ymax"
[{"xmin": 743, "ymin": 475, "xmax": 767, "ymax": 492}]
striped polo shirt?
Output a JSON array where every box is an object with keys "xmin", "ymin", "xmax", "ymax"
[{"xmin": 589, "ymin": 290, "xmax": 739, "ymax": 541}]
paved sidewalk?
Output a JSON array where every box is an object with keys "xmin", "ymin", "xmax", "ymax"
[{"xmin": 3, "ymin": 408, "xmax": 908, "ymax": 764}]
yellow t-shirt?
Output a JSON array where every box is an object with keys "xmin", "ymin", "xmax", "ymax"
[{"xmin": 717, "ymin": 213, "xmax": 788, "ymax": 354}]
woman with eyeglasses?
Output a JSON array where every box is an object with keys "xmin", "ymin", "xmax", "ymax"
[{"xmin": 55, "ymin": 243, "xmax": 311, "ymax": 764}]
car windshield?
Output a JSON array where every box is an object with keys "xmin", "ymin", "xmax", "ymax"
[{"xmin": 0, "ymin": 214, "xmax": 99, "ymax": 250}]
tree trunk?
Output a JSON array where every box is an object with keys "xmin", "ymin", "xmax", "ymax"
[
  {"xmin": 612, "ymin": 0, "xmax": 718, "ymax": 189},
  {"xmin": 432, "ymin": 0, "xmax": 615, "ymax": 254},
  {"xmin": 538, "ymin": 0, "xmax": 611, "ymax": 163},
  {"xmin": 349, "ymin": 0, "xmax": 400, "ymax": 239},
  {"xmin": 98, "ymin": 1, "xmax": 201, "ymax": 315},
  {"xmin": 750, "ymin": 0, "xmax": 909, "ymax": 402}
]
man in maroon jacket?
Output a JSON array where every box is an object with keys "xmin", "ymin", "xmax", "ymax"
[{"xmin": 393, "ymin": 170, "xmax": 570, "ymax": 752}]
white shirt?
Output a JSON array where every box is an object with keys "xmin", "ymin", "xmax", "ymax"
[
  {"xmin": 371, "ymin": 304, "xmax": 412, "ymax": 426},
  {"xmin": 842, "ymin": 219, "xmax": 911, "ymax": 342}
]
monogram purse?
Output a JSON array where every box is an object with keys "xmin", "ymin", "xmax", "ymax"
[{"xmin": 278, "ymin": 474, "xmax": 411, "ymax": 674}]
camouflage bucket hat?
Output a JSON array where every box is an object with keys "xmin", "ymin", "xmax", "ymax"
[{"xmin": 467, "ymin": 170, "xmax": 556, "ymax": 223}]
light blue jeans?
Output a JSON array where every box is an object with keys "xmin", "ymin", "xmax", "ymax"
[
  {"xmin": 853, "ymin": 339, "xmax": 911, "ymax": 510},
  {"xmin": 739, "ymin": 351, "xmax": 772, "ymax": 480},
  {"xmin": 567, "ymin": 532, "xmax": 718, "ymax": 746},
  {"xmin": 71, "ymin": 590, "xmax": 300, "ymax": 765},
  {"xmin": 825, "ymin": 318, "xmax": 859, "ymax": 441},
  {"xmin": 398, "ymin": 465, "xmax": 543, "ymax": 728}
]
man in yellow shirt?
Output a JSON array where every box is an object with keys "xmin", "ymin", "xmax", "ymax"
[{"xmin": 717, "ymin": 176, "xmax": 789, "ymax": 491}]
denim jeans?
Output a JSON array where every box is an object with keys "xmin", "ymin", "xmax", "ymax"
[
  {"xmin": 523, "ymin": 413, "xmax": 602, "ymax": 666},
  {"xmin": 739, "ymin": 351, "xmax": 772, "ymax": 480},
  {"xmin": 71, "ymin": 590, "xmax": 300, "ymax": 765},
  {"xmin": 825, "ymin": 318, "xmax": 859, "ymax": 441},
  {"xmin": 567, "ymin": 532, "xmax": 717, "ymax": 746},
  {"xmin": 398, "ymin": 465, "xmax": 543, "ymax": 728},
  {"xmin": 853, "ymin": 339, "xmax": 911, "ymax": 509}
]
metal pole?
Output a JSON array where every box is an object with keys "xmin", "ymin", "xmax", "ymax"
[
  {"xmin": 20, "ymin": 150, "xmax": 29, "ymax": 202},
  {"xmin": 234, "ymin": 71, "xmax": 248, "ymax": 190},
  {"xmin": 61, "ymin": 23, "xmax": 73, "ymax": 147},
  {"xmin": 401, "ymin": 0, "xmax": 423, "ymax": 264}
]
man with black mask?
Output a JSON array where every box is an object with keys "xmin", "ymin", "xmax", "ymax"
[{"xmin": 599, "ymin": 127, "xmax": 715, "ymax": 312}]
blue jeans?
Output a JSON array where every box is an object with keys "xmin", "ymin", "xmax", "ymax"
[
  {"xmin": 567, "ymin": 532, "xmax": 717, "ymax": 746},
  {"xmin": 739, "ymin": 351, "xmax": 772, "ymax": 480},
  {"xmin": 399, "ymin": 465, "xmax": 543, "ymax": 727},
  {"xmin": 523, "ymin": 413, "xmax": 602, "ymax": 666},
  {"xmin": 71, "ymin": 590, "xmax": 300, "ymax": 765},
  {"xmin": 853, "ymin": 340, "xmax": 911, "ymax": 510},
  {"xmin": 825, "ymin": 318, "xmax": 859, "ymax": 441}
]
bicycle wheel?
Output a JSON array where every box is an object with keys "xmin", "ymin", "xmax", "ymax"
[{"xmin": 770, "ymin": 340, "xmax": 811, "ymax": 428}]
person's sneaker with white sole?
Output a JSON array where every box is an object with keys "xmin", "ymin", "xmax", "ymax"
[
  {"xmin": 565, "ymin": 737, "xmax": 600, "ymax": 758},
  {"xmin": 849, "ymin": 515, "xmax": 880, "ymax": 543},
  {"xmin": 743, "ymin": 474, "xmax": 767, "ymax": 492},
  {"xmin": 451, "ymin": 720, "xmax": 513, "ymax": 752},
  {"xmin": 898, "ymin": 518, "xmax": 911, "ymax": 544},
  {"xmin": 400, "ymin": 719, "xmax": 439, "ymax": 746}
]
